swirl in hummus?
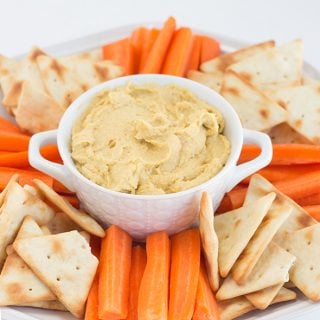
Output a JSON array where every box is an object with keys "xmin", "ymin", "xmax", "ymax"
[{"xmin": 71, "ymin": 83, "xmax": 231, "ymax": 195}]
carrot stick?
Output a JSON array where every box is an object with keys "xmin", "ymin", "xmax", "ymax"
[
  {"xmin": 62, "ymin": 195, "xmax": 80, "ymax": 208},
  {"xmin": 0, "ymin": 167, "xmax": 53, "ymax": 190},
  {"xmin": 303, "ymin": 205, "xmax": 320, "ymax": 221},
  {"xmin": 0, "ymin": 117, "xmax": 25, "ymax": 135},
  {"xmin": 168, "ymin": 228, "xmax": 200, "ymax": 320},
  {"xmin": 141, "ymin": 16, "xmax": 176, "ymax": 73},
  {"xmin": 296, "ymin": 193, "xmax": 320, "ymax": 206},
  {"xmin": 138, "ymin": 231, "xmax": 170, "ymax": 320},
  {"xmin": 200, "ymin": 36, "xmax": 220, "ymax": 64},
  {"xmin": 216, "ymin": 194, "xmax": 233, "ymax": 214},
  {"xmin": 239, "ymin": 144, "xmax": 320, "ymax": 165},
  {"xmin": 162, "ymin": 27, "xmax": 193, "ymax": 76},
  {"xmin": 102, "ymin": 38, "xmax": 135, "ymax": 75},
  {"xmin": 40, "ymin": 144, "xmax": 62, "ymax": 162},
  {"xmin": 99, "ymin": 225, "xmax": 132, "ymax": 319},
  {"xmin": 241, "ymin": 164, "xmax": 320, "ymax": 184},
  {"xmin": 0, "ymin": 151, "xmax": 29, "ymax": 168},
  {"xmin": 126, "ymin": 246, "xmax": 147, "ymax": 320},
  {"xmin": 131, "ymin": 27, "xmax": 149, "ymax": 73},
  {"xmin": 192, "ymin": 262, "xmax": 220, "ymax": 320},
  {"xmin": 0, "ymin": 132, "xmax": 30, "ymax": 152},
  {"xmin": 90, "ymin": 236, "xmax": 101, "ymax": 258},
  {"xmin": 139, "ymin": 28, "xmax": 159, "ymax": 72},
  {"xmin": 85, "ymin": 273, "xmax": 99, "ymax": 320},
  {"xmin": 185, "ymin": 35, "xmax": 202, "ymax": 74}
]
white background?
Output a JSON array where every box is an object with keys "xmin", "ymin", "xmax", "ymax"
[
  {"xmin": 0, "ymin": 0, "xmax": 319, "ymax": 70},
  {"xmin": 0, "ymin": 1, "xmax": 319, "ymax": 319}
]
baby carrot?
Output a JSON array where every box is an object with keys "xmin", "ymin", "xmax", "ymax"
[
  {"xmin": 0, "ymin": 132, "xmax": 30, "ymax": 152},
  {"xmin": 130, "ymin": 27, "xmax": 149, "ymax": 73},
  {"xmin": 98, "ymin": 225, "xmax": 132, "ymax": 319},
  {"xmin": 141, "ymin": 16, "xmax": 176, "ymax": 73},
  {"xmin": 303, "ymin": 205, "xmax": 320, "ymax": 221},
  {"xmin": 126, "ymin": 246, "xmax": 147, "ymax": 320},
  {"xmin": 0, "ymin": 117, "xmax": 25, "ymax": 135},
  {"xmin": 200, "ymin": 36, "xmax": 220, "ymax": 64},
  {"xmin": 138, "ymin": 231, "xmax": 170, "ymax": 320},
  {"xmin": 296, "ymin": 192, "xmax": 320, "ymax": 206},
  {"xmin": 85, "ymin": 273, "xmax": 99, "ymax": 320},
  {"xmin": 168, "ymin": 228, "xmax": 200, "ymax": 320},
  {"xmin": 139, "ymin": 28, "xmax": 159, "ymax": 72},
  {"xmin": 185, "ymin": 35, "xmax": 202, "ymax": 74}
]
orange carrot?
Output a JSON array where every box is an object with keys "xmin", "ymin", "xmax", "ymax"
[
  {"xmin": 162, "ymin": 27, "xmax": 193, "ymax": 76},
  {"xmin": 200, "ymin": 36, "xmax": 220, "ymax": 64},
  {"xmin": 303, "ymin": 205, "xmax": 320, "ymax": 221},
  {"xmin": 62, "ymin": 195, "xmax": 80, "ymax": 208},
  {"xmin": 0, "ymin": 151, "xmax": 29, "ymax": 168},
  {"xmin": 193, "ymin": 262, "xmax": 220, "ymax": 320},
  {"xmin": 90, "ymin": 236, "xmax": 101, "ymax": 258},
  {"xmin": 85, "ymin": 273, "xmax": 99, "ymax": 320},
  {"xmin": 126, "ymin": 246, "xmax": 147, "ymax": 320},
  {"xmin": 0, "ymin": 117, "xmax": 25, "ymax": 135},
  {"xmin": 216, "ymin": 194, "xmax": 233, "ymax": 214},
  {"xmin": 138, "ymin": 231, "xmax": 170, "ymax": 320},
  {"xmin": 0, "ymin": 132, "xmax": 30, "ymax": 152},
  {"xmin": 102, "ymin": 38, "xmax": 135, "ymax": 75},
  {"xmin": 185, "ymin": 35, "xmax": 202, "ymax": 74},
  {"xmin": 99, "ymin": 225, "xmax": 132, "ymax": 319},
  {"xmin": 40, "ymin": 144, "xmax": 62, "ymax": 162},
  {"xmin": 0, "ymin": 167, "xmax": 53, "ymax": 190},
  {"xmin": 239, "ymin": 144, "xmax": 320, "ymax": 165},
  {"xmin": 168, "ymin": 228, "xmax": 200, "ymax": 320},
  {"xmin": 141, "ymin": 16, "xmax": 176, "ymax": 73},
  {"xmin": 242, "ymin": 164, "xmax": 320, "ymax": 184},
  {"xmin": 131, "ymin": 27, "xmax": 149, "ymax": 73},
  {"xmin": 139, "ymin": 28, "xmax": 159, "ymax": 72},
  {"xmin": 296, "ymin": 193, "xmax": 320, "ymax": 206}
]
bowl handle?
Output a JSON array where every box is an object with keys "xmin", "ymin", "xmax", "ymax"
[
  {"xmin": 28, "ymin": 130, "xmax": 75, "ymax": 192},
  {"xmin": 226, "ymin": 129, "xmax": 272, "ymax": 192}
]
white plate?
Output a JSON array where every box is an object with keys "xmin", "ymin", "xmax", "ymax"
[{"xmin": 1, "ymin": 24, "xmax": 320, "ymax": 320}]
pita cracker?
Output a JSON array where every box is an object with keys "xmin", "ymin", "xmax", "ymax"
[
  {"xmin": 267, "ymin": 123, "xmax": 312, "ymax": 144},
  {"xmin": 231, "ymin": 200, "xmax": 292, "ymax": 284},
  {"xmin": 220, "ymin": 70, "xmax": 287, "ymax": 131},
  {"xmin": 244, "ymin": 174, "xmax": 317, "ymax": 243},
  {"xmin": 187, "ymin": 70, "xmax": 222, "ymax": 92},
  {"xmin": 268, "ymin": 85, "xmax": 320, "ymax": 144},
  {"xmin": 228, "ymin": 39, "xmax": 303, "ymax": 89},
  {"xmin": 303, "ymin": 76, "xmax": 320, "ymax": 88},
  {"xmin": 215, "ymin": 192, "xmax": 275, "ymax": 278},
  {"xmin": 200, "ymin": 40, "xmax": 275, "ymax": 75},
  {"xmin": 0, "ymin": 55, "xmax": 21, "ymax": 79},
  {"xmin": 218, "ymin": 287, "xmax": 296, "ymax": 320},
  {"xmin": 15, "ymin": 81, "xmax": 64, "ymax": 133},
  {"xmin": 216, "ymin": 242, "xmax": 296, "ymax": 300},
  {"xmin": 40, "ymin": 226, "xmax": 51, "ymax": 235},
  {"xmin": 199, "ymin": 192, "xmax": 219, "ymax": 291},
  {"xmin": 33, "ymin": 179, "xmax": 105, "ymax": 237},
  {"xmin": 13, "ymin": 230, "xmax": 99, "ymax": 318},
  {"xmin": 36, "ymin": 54, "xmax": 84, "ymax": 109},
  {"xmin": 0, "ymin": 182, "xmax": 54, "ymax": 269},
  {"xmin": 245, "ymin": 282, "xmax": 283, "ymax": 310},
  {"xmin": 280, "ymin": 224, "xmax": 320, "ymax": 301},
  {"xmin": 0, "ymin": 217, "xmax": 55, "ymax": 306},
  {"xmin": 18, "ymin": 300, "xmax": 67, "ymax": 311},
  {"xmin": 0, "ymin": 173, "xmax": 19, "ymax": 207}
]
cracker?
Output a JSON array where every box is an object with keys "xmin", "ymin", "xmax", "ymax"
[
  {"xmin": 199, "ymin": 192, "xmax": 219, "ymax": 291},
  {"xmin": 13, "ymin": 230, "xmax": 98, "ymax": 318},
  {"xmin": 46, "ymin": 211, "xmax": 82, "ymax": 234},
  {"xmin": 216, "ymin": 242, "xmax": 296, "ymax": 300},
  {"xmin": 33, "ymin": 179, "xmax": 105, "ymax": 237},
  {"xmin": 18, "ymin": 300, "xmax": 67, "ymax": 311},
  {"xmin": 0, "ymin": 173, "xmax": 19, "ymax": 207},
  {"xmin": 231, "ymin": 199, "xmax": 292, "ymax": 284},
  {"xmin": 280, "ymin": 224, "xmax": 320, "ymax": 301},
  {"xmin": 220, "ymin": 70, "xmax": 287, "ymax": 131},
  {"xmin": 215, "ymin": 192, "xmax": 275, "ymax": 278},
  {"xmin": 187, "ymin": 70, "xmax": 222, "ymax": 92},
  {"xmin": 0, "ymin": 182, "xmax": 54, "ymax": 269}
]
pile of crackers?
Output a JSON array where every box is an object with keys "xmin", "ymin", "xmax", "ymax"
[
  {"xmin": 0, "ymin": 175, "xmax": 105, "ymax": 318},
  {"xmin": 199, "ymin": 174, "xmax": 320, "ymax": 320},
  {"xmin": 188, "ymin": 39, "xmax": 320, "ymax": 145},
  {"xmin": 0, "ymin": 47, "xmax": 123, "ymax": 133}
]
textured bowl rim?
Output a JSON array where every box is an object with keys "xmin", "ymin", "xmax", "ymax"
[{"xmin": 57, "ymin": 74, "xmax": 243, "ymax": 200}]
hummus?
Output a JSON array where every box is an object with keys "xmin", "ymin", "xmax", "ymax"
[{"xmin": 71, "ymin": 83, "xmax": 231, "ymax": 195}]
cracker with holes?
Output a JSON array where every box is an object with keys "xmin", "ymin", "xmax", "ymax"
[
  {"xmin": 199, "ymin": 192, "xmax": 219, "ymax": 291},
  {"xmin": 13, "ymin": 230, "xmax": 99, "ymax": 318},
  {"xmin": 0, "ymin": 216, "xmax": 56, "ymax": 306},
  {"xmin": 220, "ymin": 70, "xmax": 287, "ymax": 131},
  {"xmin": 215, "ymin": 192, "xmax": 275, "ymax": 278},
  {"xmin": 216, "ymin": 242, "xmax": 296, "ymax": 300},
  {"xmin": 279, "ymin": 224, "xmax": 320, "ymax": 301},
  {"xmin": 33, "ymin": 179, "xmax": 105, "ymax": 237}
]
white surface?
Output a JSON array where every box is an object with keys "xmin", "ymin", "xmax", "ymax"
[{"xmin": 0, "ymin": 0, "xmax": 319, "ymax": 71}]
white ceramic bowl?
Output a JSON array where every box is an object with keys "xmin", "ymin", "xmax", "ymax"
[{"xmin": 29, "ymin": 74, "xmax": 272, "ymax": 239}]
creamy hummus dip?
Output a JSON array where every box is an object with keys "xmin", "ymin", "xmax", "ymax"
[{"xmin": 71, "ymin": 83, "xmax": 231, "ymax": 195}]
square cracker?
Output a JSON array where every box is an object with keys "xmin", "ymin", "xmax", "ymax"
[
  {"xmin": 216, "ymin": 242, "xmax": 296, "ymax": 301},
  {"xmin": 215, "ymin": 193, "xmax": 275, "ymax": 278},
  {"xmin": 280, "ymin": 224, "xmax": 320, "ymax": 301},
  {"xmin": 13, "ymin": 230, "xmax": 99, "ymax": 318}
]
